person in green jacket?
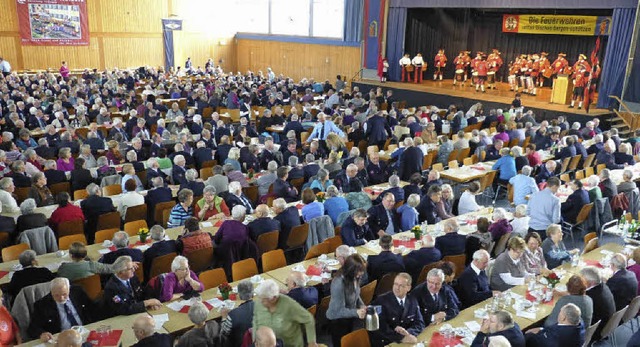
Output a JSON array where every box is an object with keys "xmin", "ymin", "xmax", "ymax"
[{"xmin": 57, "ymin": 242, "xmax": 113, "ymax": 281}]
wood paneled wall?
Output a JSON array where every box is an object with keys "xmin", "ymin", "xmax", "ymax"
[{"xmin": 236, "ymin": 39, "xmax": 362, "ymax": 83}]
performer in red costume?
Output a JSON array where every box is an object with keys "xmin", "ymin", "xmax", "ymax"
[
  {"xmin": 453, "ymin": 51, "xmax": 466, "ymax": 86},
  {"xmin": 551, "ymin": 53, "xmax": 569, "ymax": 77},
  {"xmin": 538, "ymin": 52, "xmax": 551, "ymax": 87},
  {"xmin": 433, "ymin": 49, "xmax": 447, "ymax": 81},
  {"xmin": 569, "ymin": 64, "xmax": 588, "ymax": 109},
  {"xmin": 475, "ymin": 54, "xmax": 489, "ymax": 93},
  {"xmin": 487, "ymin": 49, "xmax": 503, "ymax": 90}
]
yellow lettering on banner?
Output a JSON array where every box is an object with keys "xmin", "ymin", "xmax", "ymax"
[{"xmin": 505, "ymin": 14, "xmax": 611, "ymax": 36}]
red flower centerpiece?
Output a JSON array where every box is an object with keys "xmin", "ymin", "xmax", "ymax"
[{"xmin": 218, "ymin": 282, "xmax": 232, "ymax": 300}]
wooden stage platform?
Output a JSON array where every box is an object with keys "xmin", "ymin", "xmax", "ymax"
[{"xmin": 353, "ymin": 79, "xmax": 611, "ymax": 118}]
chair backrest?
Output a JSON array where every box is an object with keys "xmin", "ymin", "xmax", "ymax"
[
  {"xmin": 463, "ymin": 157, "xmax": 474, "ymax": 166},
  {"xmin": 341, "ymin": 329, "xmax": 370, "ymax": 347},
  {"xmin": 124, "ymin": 220, "xmax": 148, "ymax": 237},
  {"xmin": 582, "ymin": 153, "xmax": 596, "ymax": 169},
  {"xmin": 102, "ymin": 184, "xmax": 122, "ymax": 197},
  {"xmin": 94, "ymin": 228, "xmax": 119, "ymax": 244},
  {"xmin": 73, "ymin": 274, "xmax": 102, "ymax": 301},
  {"xmin": 307, "ymin": 304, "xmax": 317, "ymax": 317},
  {"xmin": 417, "ymin": 262, "xmax": 440, "ymax": 285},
  {"xmin": 432, "ymin": 163, "xmax": 444, "ymax": 172},
  {"xmin": 576, "ymin": 203, "xmax": 594, "ymax": 223},
  {"xmin": 560, "ymin": 173, "xmax": 570, "ymax": 184},
  {"xmin": 492, "ymin": 233, "xmax": 511, "ymax": 257},
  {"xmin": 583, "ymin": 231, "xmax": 597, "ymax": 245},
  {"xmin": 186, "ymin": 247, "xmax": 215, "ymax": 273},
  {"xmin": 621, "ymin": 296, "xmax": 640, "ymax": 326},
  {"xmin": 59, "ymin": 234, "xmax": 87, "ymax": 250},
  {"xmin": 442, "ymin": 254, "xmax": 466, "ymax": 280},
  {"xmin": 287, "ymin": 223, "xmax": 309, "ymax": 249},
  {"xmin": 199, "ymin": 268, "xmax": 228, "ymax": 290},
  {"xmin": 582, "ymin": 237, "xmax": 599, "ymax": 254},
  {"xmin": 262, "ymin": 249, "xmax": 286, "ymax": 273},
  {"xmin": 568, "ymin": 154, "xmax": 582, "ymax": 171},
  {"xmin": 304, "ymin": 242, "xmax": 329, "ymax": 260},
  {"xmin": 290, "ymin": 177, "xmax": 304, "ymax": 192},
  {"xmin": 15, "ymin": 187, "xmax": 30, "ymax": 205},
  {"xmin": 50, "ymin": 182, "xmax": 70, "ymax": 196},
  {"xmin": 596, "ymin": 163, "xmax": 606, "ymax": 175},
  {"xmin": 457, "ymin": 148, "xmax": 471, "ymax": 163},
  {"xmin": 149, "ymin": 252, "xmax": 177, "ymax": 279},
  {"xmin": 232, "ymin": 258, "xmax": 259, "ymax": 282},
  {"xmin": 73, "ymin": 189, "xmax": 89, "ymax": 200},
  {"xmin": 124, "ymin": 204, "xmax": 148, "ymax": 224},
  {"xmin": 200, "ymin": 167, "xmax": 214, "ymax": 181},
  {"xmin": 162, "ymin": 209, "xmax": 171, "ymax": 228},
  {"xmin": 256, "ymin": 231, "xmax": 280, "ymax": 254},
  {"xmin": 575, "ymin": 170, "xmax": 585, "ymax": 180},
  {"xmin": 360, "ymin": 279, "xmax": 377, "ymax": 306},
  {"xmin": 154, "ymin": 201, "xmax": 176, "ymax": 225},
  {"xmin": 585, "ymin": 166, "xmax": 594, "ymax": 177},
  {"xmin": 324, "ymin": 236, "xmax": 342, "ymax": 253},
  {"xmin": 448, "ymin": 160, "xmax": 459, "ymax": 169},
  {"xmin": 2, "ymin": 243, "xmax": 29, "ymax": 262},
  {"xmin": 96, "ymin": 211, "xmax": 121, "ymax": 232},
  {"xmin": 375, "ymin": 272, "xmax": 397, "ymax": 296},
  {"xmin": 600, "ymin": 305, "xmax": 628, "ymax": 339},
  {"xmin": 582, "ymin": 320, "xmax": 601, "ymax": 347},
  {"xmin": 242, "ymin": 185, "xmax": 259, "ymax": 205},
  {"xmin": 57, "ymin": 219, "xmax": 85, "ymax": 238}
]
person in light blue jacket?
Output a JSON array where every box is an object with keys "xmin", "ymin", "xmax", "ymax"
[{"xmin": 397, "ymin": 194, "xmax": 421, "ymax": 231}]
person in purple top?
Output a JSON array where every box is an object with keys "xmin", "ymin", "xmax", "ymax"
[
  {"xmin": 214, "ymin": 205, "xmax": 250, "ymax": 273},
  {"xmin": 493, "ymin": 123, "xmax": 510, "ymax": 144},
  {"xmin": 488, "ymin": 208, "xmax": 513, "ymax": 242},
  {"xmin": 56, "ymin": 147, "xmax": 75, "ymax": 172},
  {"xmin": 628, "ymin": 248, "xmax": 640, "ymax": 295},
  {"xmin": 159, "ymin": 255, "xmax": 204, "ymax": 302}
]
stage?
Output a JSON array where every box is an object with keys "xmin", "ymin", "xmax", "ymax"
[{"xmin": 353, "ymin": 78, "xmax": 614, "ymax": 125}]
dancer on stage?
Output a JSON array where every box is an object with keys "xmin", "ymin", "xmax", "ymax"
[
  {"xmin": 569, "ymin": 64, "xmax": 588, "ymax": 109},
  {"xmin": 487, "ymin": 49, "xmax": 503, "ymax": 90},
  {"xmin": 538, "ymin": 52, "xmax": 551, "ymax": 88},
  {"xmin": 378, "ymin": 57, "xmax": 389, "ymax": 83},
  {"xmin": 399, "ymin": 53, "xmax": 412, "ymax": 82},
  {"xmin": 453, "ymin": 51, "xmax": 466, "ymax": 86},
  {"xmin": 573, "ymin": 54, "xmax": 592, "ymax": 74},
  {"xmin": 508, "ymin": 58, "xmax": 521, "ymax": 92},
  {"xmin": 475, "ymin": 54, "xmax": 489, "ymax": 93},
  {"xmin": 434, "ymin": 49, "xmax": 447, "ymax": 81},
  {"xmin": 412, "ymin": 53, "xmax": 425, "ymax": 83},
  {"xmin": 551, "ymin": 53, "xmax": 569, "ymax": 78},
  {"xmin": 528, "ymin": 54, "xmax": 540, "ymax": 95},
  {"xmin": 463, "ymin": 51, "xmax": 472, "ymax": 85}
]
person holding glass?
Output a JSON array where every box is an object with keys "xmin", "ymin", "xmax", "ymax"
[
  {"xmin": 522, "ymin": 232, "xmax": 550, "ymax": 276},
  {"xmin": 541, "ymin": 224, "xmax": 579, "ymax": 269}
]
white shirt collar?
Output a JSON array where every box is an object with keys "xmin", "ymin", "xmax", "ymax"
[{"xmin": 470, "ymin": 262, "xmax": 482, "ymax": 275}]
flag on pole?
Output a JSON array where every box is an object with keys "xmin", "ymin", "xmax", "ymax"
[{"xmin": 584, "ymin": 19, "xmax": 608, "ymax": 112}]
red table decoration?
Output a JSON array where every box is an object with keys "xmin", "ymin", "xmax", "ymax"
[
  {"xmin": 526, "ymin": 290, "xmax": 553, "ymax": 305},
  {"xmin": 214, "ymin": 220, "xmax": 224, "ymax": 227},
  {"xmin": 86, "ymin": 329, "xmax": 123, "ymax": 346},
  {"xmin": 0, "ymin": 271, "xmax": 9, "ymax": 279},
  {"xmin": 429, "ymin": 332, "xmax": 463, "ymax": 347},
  {"xmin": 584, "ymin": 259, "xmax": 604, "ymax": 268},
  {"xmin": 179, "ymin": 301, "xmax": 214, "ymax": 313},
  {"xmin": 393, "ymin": 238, "xmax": 417, "ymax": 249}
]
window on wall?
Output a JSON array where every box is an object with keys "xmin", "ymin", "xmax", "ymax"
[
  {"xmin": 270, "ymin": 0, "xmax": 311, "ymax": 36},
  {"xmin": 312, "ymin": 0, "xmax": 345, "ymax": 38},
  {"xmin": 234, "ymin": 0, "xmax": 270, "ymax": 35}
]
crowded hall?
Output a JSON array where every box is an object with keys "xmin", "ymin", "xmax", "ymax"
[{"xmin": 1, "ymin": 0, "xmax": 640, "ymax": 346}]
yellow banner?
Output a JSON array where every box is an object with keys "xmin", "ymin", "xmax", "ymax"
[{"xmin": 502, "ymin": 14, "xmax": 611, "ymax": 36}]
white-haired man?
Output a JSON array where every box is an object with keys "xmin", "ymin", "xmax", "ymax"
[
  {"xmin": 457, "ymin": 249, "xmax": 499, "ymax": 307},
  {"xmin": 131, "ymin": 314, "xmax": 172, "ymax": 346},
  {"xmin": 102, "ymin": 256, "xmax": 162, "ymax": 318},
  {"xmin": 410, "ymin": 268, "xmax": 459, "ymax": 325}
]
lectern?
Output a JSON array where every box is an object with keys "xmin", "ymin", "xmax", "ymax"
[{"xmin": 550, "ymin": 74, "xmax": 573, "ymax": 105}]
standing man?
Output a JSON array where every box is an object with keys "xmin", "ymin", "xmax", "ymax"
[
  {"xmin": 527, "ymin": 177, "xmax": 561, "ymax": 237},
  {"xmin": 569, "ymin": 64, "xmax": 588, "ymax": 109},
  {"xmin": 0, "ymin": 57, "xmax": 10, "ymax": 77},
  {"xmin": 551, "ymin": 53, "xmax": 569, "ymax": 77},
  {"xmin": 365, "ymin": 111, "xmax": 392, "ymax": 148},
  {"xmin": 538, "ymin": 52, "xmax": 551, "ymax": 87},
  {"xmin": 184, "ymin": 57, "xmax": 192, "ymax": 73},
  {"xmin": 434, "ymin": 49, "xmax": 447, "ymax": 81},
  {"xmin": 399, "ymin": 53, "xmax": 412, "ymax": 82},
  {"xmin": 306, "ymin": 112, "xmax": 345, "ymax": 153},
  {"xmin": 475, "ymin": 54, "xmax": 489, "ymax": 93},
  {"xmin": 412, "ymin": 53, "xmax": 425, "ymax": 83}
]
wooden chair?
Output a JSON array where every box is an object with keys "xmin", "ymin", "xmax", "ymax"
[
  {"xmin": 448, "ymin": 160, "xmax": 459, "ymax": 169},
  {"xmin": 124, "ymin": 204, "xmax": 147, "ymax": 224},
  {"xmin": 334, "ymin": 226, "xmax": 341, "ymax": 237},
  {"xmin": 422, "ymin": 152, "xmax": 434, "ymax": 171},
  {"xmin": 457, "ymin": 148, "xmax": 471, "ymax": 163},
  {"xmin": 154, "ymin": 201, "xmax": 176, "ymax": 226},
  {"xmin": 583, "ymin": 232, "xmax": 597, "ymax": 246},
  {"xmin": 575, "ymin": 170, "xmax": 585, "ymax": 180},
  {"xmin": 582, "ymin": 320, "xmax": 601, "ymax": 347},
  {"xmin": 375, "ymin": 273, "xmax": 397, "ymax": 296},
  {"xmin": 186, "ymin": 247, "xmax": 215, "ymax": 273},
  {"xmin": 162, "ymin": 209, "xmax": 171, "ymax": 228},
  {"xmin": 447, "ymin": 149, "xmax": 460, "ymax": 163},
  {"xmin": 200, "ymin": 167, "xmax": 214, "ymax": 181},
  {"xmin": 307, "ymin": 305, "xmax": 317, "ymax": 317},
  {"xmin": 149, "ymin": 252, "xmax": 177, "ymax": 279},
  {"xmin": 49, "ymin": 182, "xmax": 70, "ymax": 196},
  {"xmin": 463, "ymin": 157, "xmax": 474, "ymax": 166},
  {"xmin": 256, "ymin": 231, "xmax": 279, "ymax": 254},
  {"xmin": 15, "ymin": 187, "xmax": 30, "ymax": 205},
  {"xmin": 96, "ymin": 212, "xmax": 121, "ymax": 232},
  {"xmin": 621, "ymin": 296, "xmax": 640, "ymax": 328},
  {"xmin": 559, "ymin": 157, "xmax": 571, "ymax": 174},
  {"xmin": 317, "ymin": 295, "xmax": 331, "ymax": 320},
  {"xmin": 102, "ymin": 184, "xmax": 122, "ymax": 197},
  {"xmin": 443, "ymin": 254, "xmax": 466, "ymax": 280},
  {"xmin": 73, "ymin": 189, "xmax": 89, "ymax": 200},
  {"xmin": 584, "ymin": 166, "xmax": 594, "ymax": 177},
  {"xmin": 243, "ymin": 185, "xmax": 259, "ymax": 206},
  {"xmin": 561, "ymin": 203, "xmax": 593, "ymax": 246},
  {"xmin": 599, "ymin": 306, "xmax": 628, "ymax": 346},
  {"xmin": 560, "ymin": 173, "xmax": 571, "ymax": 184},
  {"xmin": 582, "ymin": 153, "xmax": 596, "ymax": 169},
  {"xmin": 2, "ymin": 243, "xmax": 29, "ymax": 262},
  {"xmin": 73, "ymin": 274, "xmax": 102, "ymax": 301},
  {"xmin": 286, "ymin": 223, "xmax": 309, "ymax": 257},
  {"xmin": 124, "ymin": 220, "xmax": 148, "ymax": 237},
  {"xmin": 232, "ymin": 258, "xmax": 259, "ymax": 282},
  {"xmin": 324, "ymin": 236, "xmax": 342, "ymax": 253},
  {"xmin": 57, "ymin": 219, "xmax": 85, "ymax": 238},
  {"xmin": 582, "ymin": 237, "xmax": 599, "ymax": 255},
  {"xmin": 199, "ymin": 268, "xmax": 228, "ymax": 290},
  {"xmin": 341, "ymin": 329, "xmax": 370, "ymax": 347},
  {"xmin": 136, "ymin": 170, "xmax": 147, "ymax": 188},
  {"xmin": 432, "ymin": 163, "xmax": 444, "ymax": 172},
  {"xmin": 492, "ymin": 233, "xmax": 511, "ymax": 257},
  {"xmin": 262, "ymin": 249, "xmax": 287, "ymax": 273},
  {"xmin": 304, "ymin": 242, "xmax": 329, "ymax": 260},
  {"xmin": 360, "ymin": 279, "xmax": 377, "ymax": 305},
  {"xmin": 94, "ymin": 228, "xmax": 119, "ymax": 244},
  {"xmin": 568, "ymin": 154, "xmax": 582, "ymax": 172},
  {"xmin": 59, "ymin": 234, "xmax": 87, "ymax": 250},
  {"xmin": 596, "ymin": 163, "xmax": 606, "ymax": 175},
  {"xmin": 416, "ymin": 262, "xmax": 440, "ymax": 285},
  {"xmin": 201, "ymin": 160, "xmax": 217, "ymax": 169}
]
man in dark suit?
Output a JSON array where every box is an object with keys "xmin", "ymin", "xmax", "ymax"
[
  {"xmin": 281, "ymin": 141, "xmax": 299, "ymax": 166},
  {"xmin": 108, "ymin": 119, "xmax": 129, "ymax": 141},
  {"xmin": 535, "ymin": 160, "xmax": 558, "ymax": 184},
  {"xmin": 435, "ymin": 219, "xmax": 467, "ymax": 257},
  {"xmin": 367, "ymin": 192, "xmax": 400, "ymax": 236},
  {"xmin": 9, "ymin": 163, "xmax": 32, "ymax": 188},
  {"xmin": 457, "ymin": 250, "xmax": 494, "ymax": 308},
  {"xmin": 398, "ymin": 138, "xmax": 424, "ymax": 181},
  {"xmin": 341, "ymin": 209, "xmax": 375, "ymax": 247},
  {"xmin": 417, "ymin": 185, "xmax": 442, "ymax": 224},
  {"xmin": 525, "ymin": 303, "xmax": 585, "ymax": 347},
  {"xmin": 555, "ymin": 136, "xmax": 577, "ymax": 161},
  {"xmin": 410, "ymin": 268, "xmax": 459, "ymax": 325},
  {"xmin": 7, "ymin": 249, "xmax": 55, "ymax": 299},
  {"xmin": 273, "ymin": 198, "xmax": 301, "ymax": 249},
  {"xmin": 334, "ymin": 164, "xmax": 364, "ymax": 193},
  {"xmin": 599, "ymin": 169, "xmax": 619, "ymax": 201},
  {"xmin": 80, "ymin": 183, "xmax": 116, "ymax": 242},
  {"xmin": 580, "ymin": 266, "xmax": 615, "ymax": 340},
  {"xmin": 145, "ymin": 160, "xmax": 168, "ymax": 188},
  {"xmin": 247, "ymin": 204, "xmax": 281, "ymax": 241},
  {"xmin": 192, "ymin": 141, "xmax": 214, "ymax": 170},
  {"xmin": 142, "ymin": 226, "xmax": 178, "ymax": 282},
  {"xmin": 606, "ymin": 253, "xmax": 638, "ymax": 311},
  {"xmin": 273, "ymin": 167, "xmax": 298, "ymax": 203},
  {"xmin": 220, "ymin": 281, "xmax": 255, "ymax": 347},
  {"xmin": 561, "ymin": 180, "xmax": 589, "ymax": 224},
  {"xmin": 287, "ymin": 157, "xmax": 304, "ymax": 181},
  {"xmin": 302, "ymin": 154, "xmax": 321, "ymax": 181},
  {"xmin": 259, "ymin": 140, "xmax": 281, "ymax": 170},
  {"xmin": 145, "ymin": 177, "xmax": 173, "ymax": 222},
  {"xmin": 84, "ymin": 132, "xmax": 105, "ymax": 153},
  {"xmin": 366, "ymin": 235, "xmax": 405, "ymax": 281},
  {"xmin": 369, "ymin": 273, "xmax": 424, "ymax": 346},
  {"xmin": 403, "ymin": 236, "xmax": 441, "ymax": 284},
  {"xmin": 99, "ymin": 231, "xmax": 144, "ymax": 264},
  {"xmin": 365, "ymin": 111, "xmax": 392, "ymax": 148},
  {"xmin": 367, "ymin": 152, "xmax": 390, "ymax": 185},
  {"xmin": 171, "ymin": 155, "xmax": 188, "ymax": 185},
  {"xmin": 471, "ymin": 310, "xmax": 525, "ymax": 347},
  {"xmin": 35, "ymin": 140, "xmax": 57, "ymax": 159},
  {"xmin": 43, "ymin": 163, "xmax": 67, "ymax": 185},
  {"xmin": 102, "ymin": 255, "xmax": 162, "ymax": 318},
  {"xmin": 285, "ymin": 272, "xmax": 318, "ymax": 309},
  {"xmin": 28, "ymin": 278, "xmax": 94, "ymax": 342},
  {"xmin": 130, "ymin": 314, "xmax": 173, "ymax": 347}
]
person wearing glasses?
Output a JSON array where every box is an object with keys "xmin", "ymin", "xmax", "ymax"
[
  {"xmin": 159, "ymin": 256, "xmax": 204, "ymax": 302},
  {"xmin": 102, "ymin": 256, "xmax": 162, "ymax": 318},
  {"xmin": 490, "ymin": 237, "xmax": 531, "ymax": 291}
]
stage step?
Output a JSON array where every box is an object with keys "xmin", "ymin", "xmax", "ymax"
[
  {"xmin": 606, "ymin": 117, "xmax": 624, "ymax": 123},
  {"xmin": 611, "ymin": 123, "xmax": 630, "ymax": 129}
]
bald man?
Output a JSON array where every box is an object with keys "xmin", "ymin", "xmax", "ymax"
[
  {"xmin": 56, "ymin": 329, "xmax": 84, "ymax": 347},
  {"xmin": 131, "ymin": 314, "xmax": 173, "ymax": 347},
  {"xmin": 284, "ymin": 272, "xmax": 318, "ymax": 309},
  {"xmin": 254, "ymin": 326, "xmax": 282, "ymax": 347}
]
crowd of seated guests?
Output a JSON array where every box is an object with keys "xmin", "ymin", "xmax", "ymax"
[{"xmin": 1, "ymin": 63, "xmax": 639, "ymax": 346}]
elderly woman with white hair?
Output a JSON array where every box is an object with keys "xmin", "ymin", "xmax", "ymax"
[
  {"xmin": 542, "ymin": 224, "xmax": 579, "ymax": 269},
  {"xmin": 398, "ymin": 193, "xmax": 421, "ymax": 231},
  {"xmin": 224, "ymin": 147, "xmax": 242, "ymax": 172},
  {"xmin": 488, "ymin": 207, "xmax": 513, "ymax": 242},
  {"xmin": 176, "ymin": 302, "xmax": 222, "ymax": 346},
  {"xmin": 180, "ymin": 168, "xmax": 205, "ymax": 197},
  {"xmin": 159, "ymin": 255, "xmax": 204, "ymax": 302},
  {"xmin": 0, "ymin": 177, "xmax": 19, "ymax": 213},
  {"xmin": 195, "ymin": 185, "xmax": 230, "ymax": 220},
  {"xmin": 510, "ymin": 204, "xmax": 530, "ymax": 238},
  {"xmin": 214, "ymin": 205, "xmax": 250, "ymax": 272},
  {"xmin": 458, "ymin": 181, "xmax": 484, "ymax": 215},
  {"xmin": 16, "ymin": 198, "xmax": 48, "ymax": 233},
  {"xmin": 78, "ymin": 144, "xmax": 97, "ymax": 168},
  {"xmin": 586, "ymin": 175, "xmax": 602, "ymax": 203},
  {"xmin": 617, "ymin": 169, "xmax": 637, "ymax": 194},
  {"xmin": 324, "ymin": 185, "xmax": 348, "ymax": 225},
  {"xmin": 253, "ymin": 279, "xmax": 317, "ymax": 347}
]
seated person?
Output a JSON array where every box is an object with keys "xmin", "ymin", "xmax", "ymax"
[
  {"xmin": 194, "ymin": 185, "xmax": 230, "ymax": 221},
  {"xmin": 488, "ymin": 208, "xmax": 513, "ymax": 242},
  {"xmin": 273, "ymin": 167, "xmax": 298, "ymax": 203},
  {"xmin": 28, "ymin": 278, "xmax": 94, "ymax": 342},
  {"xmin": 57, "ymin": 242, "xmax": 114, "ymax": 282},
  {"xmin": 410, "ymin": 268, "xmax": 459, "ymax": 325},
  {"xmin": 301, "ymin": 188, "xmax": 324, "ymax": 222},
  {"xmin": 102, "ymin": 256, "xmax": 163, "ymax": 318},
  {"xmin": 471, "ymin": 310, "xmax": 525, "ymax": 347},
  {"xmin": 525, "ymin": 303, "xmax": 585, "ymax": 347},
  {"xmin": 247, "ymin": 204, "xmax": 281, "ymax": 241},
  {"xmin": 99, "ymin": 231, "xmax": 143, "ymax": 264},
  {"xmin": 131, "ymin": 314, "xmax": 173, "ymax": 347},
  {"xmin": 369, "ymin": 273, "xmax": 424, "ymax": 346},
  {"xmin": 341, "ymin": 209, "xmax": 374, "ymax": 246},
  {"xmin": 397, "ymin": 194, "xmax": 420, "ymax": 231},
  {"xmin": 561, "ymin": 180, "xmax": 589, "ymax": 224},
  {"xmin": 403, "ymin": 235, "xmax": 441, "ymax": 284},
  {"xmin": 542, "ymin": 224, "xmax": 579, "ymax": 269},
  {"xmin": 457, "ymin": 250, "xmax": 495, "ymax": 308},
  {"xmin": 180, "ymin": 169, "xmax": 205, "ymax": 197},
  {"xmin": 176, "ymin": 303, "xmax": 223, "ymax": 346},
  {"xmin": 7, "ymin": 249, "xmax": 55, "ymax": 300},
  {"xmin": 434, "ymin": 219, "xmax": 466, "ymax": 257},
  {"xmin": 176, "ymin": 217, "xmax": 215, "ymax": 257},
  {"xmin": 490, "ymin": 237, "xmax": 530, "ymax": 291},
  {"xmin": 159, "ymin": 256, "xmax": 204, "ymax": 302},
  {"xmin": 366, "ymin": 235, "xmax": 405, "ymax": 281},
  {"xmin": 284, "ymin": 272, "xmax": 318, "ymax": 309}
]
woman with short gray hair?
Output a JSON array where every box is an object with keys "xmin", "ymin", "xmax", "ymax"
[
  {"xmin": 310, "ymin": 168, "xmax": 333, "ymax": 192},
  {"xmin": 324, "ymin": 185, "xmax": 349, "ymax": 225},
  {"xmin": 618, "ymin": 169, "xmax": 637, "ymax": 194},
  {"xmin": 17, "ymin": 198, "xmax": 48, "ymax": 233},
  {"xmin": 78, "ymin": 144, "xmax": 97, "ymax": 168},
  {"xmin": 177, "ymin": 302, "xmax": 222, "ymax": 347},
  {"xmin": 160, "ymin": 256, "xmax": 204, "ymax": 302},
  {"xmin": 0, "ymin": 177, "xmax": 19, "ymax": 213},
  {"xmin": 28, "ymin": 172, "xmax": 54, "ymax": 207},
  {"xmin": 398, "ymin": 193, "xmax": 421, "ymax": 231}
]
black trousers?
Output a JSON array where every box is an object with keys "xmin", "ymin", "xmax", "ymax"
[{"xmin": 329, "ymin": 317, "xmax": 360, "ymax": 347}]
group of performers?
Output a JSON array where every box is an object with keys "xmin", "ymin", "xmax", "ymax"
[{"xmin": 389, "ymin": 49, "xmax": 601, "ymax": 107}]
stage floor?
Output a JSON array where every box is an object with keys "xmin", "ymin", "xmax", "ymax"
[{"xmin": 356, "ymin": 78, "xmax": 610, "ymax": 117}]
